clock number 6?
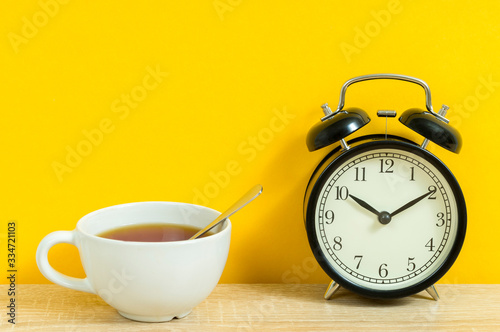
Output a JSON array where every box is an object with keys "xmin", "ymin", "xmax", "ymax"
[{"xmin": 379, "ymin": 263, "xmax": 388, "ymax": 278}]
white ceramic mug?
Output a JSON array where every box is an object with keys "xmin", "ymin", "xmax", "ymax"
[{"xmin": 36, "ymin": 201, "xmax": 231, "ymax": 322}]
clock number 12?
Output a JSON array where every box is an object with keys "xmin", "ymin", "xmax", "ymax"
[{"xmin": 380, "ymin": 159, "xmax": 394, "ymax": 173}]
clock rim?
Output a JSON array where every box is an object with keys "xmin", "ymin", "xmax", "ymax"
[{"xmin": 304, "ymin": 135, "xmax": 467, "ymax": 299}]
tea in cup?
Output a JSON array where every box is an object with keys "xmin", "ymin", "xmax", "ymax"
[{"xmin": 36, "ymin": 201, "xmax": 231, "ymax": 322}]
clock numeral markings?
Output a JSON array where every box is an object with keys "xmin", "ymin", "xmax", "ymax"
[
  {"xmin": 410, "ymin": 167, "xmax": 415, "ymax": 181},
  {"xmin": 428, "ymin": 185, "xmax": 437, "ymax": 200},
  {"xmin": 313, "ymin": 149, "xmax": 460, "ymax": 286},
  {"xmin": 332, "ymin": 236, "xmax": 342, "ymax": 251},
  {"xmin": 325, "ymin": 210, "xmax": 335, "ymax": 224},
  {"xmin": 379, "ymin": 159, "xmax": 394, "ymax": 173},
  {"xmin": 378, "ymin": 263, "xmax": 388, "ymax": 278},
  {"xmin": 407, "ymin": 257, "xmax": 416, "ymax": 272},
  {"xmin": 425, "ymin": 238, "xmax": 435, "ymax": 252},
  {"xmin": 436, "ymin": 212, "xmax": 445, "ymax": 227},
  {"xmin": 335, "ymin": 186, "xmax": 349, "ymax": 200},
  {"xmin": 355, "ymin": 167, "xmax": 366, "ymax": 181},
  {"xmin": 354, "ymin": 255, "xmax": 363, "ymax": 269}
]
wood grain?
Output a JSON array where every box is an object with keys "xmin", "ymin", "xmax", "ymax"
[{"xmin": 1, "ymin": 284, "xmax": 499, "ymax": 331}]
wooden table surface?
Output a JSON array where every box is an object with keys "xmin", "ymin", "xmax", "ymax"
[{"xmin": 1, "ymin": 284, "xmax": 499, "ymax": 331}]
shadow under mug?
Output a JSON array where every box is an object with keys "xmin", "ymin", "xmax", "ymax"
[{"xmin": 36, "ymin": 201, "xmax": 231, "ymax": 322}]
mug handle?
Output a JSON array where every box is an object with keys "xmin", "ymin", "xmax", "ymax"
[{"xmin": 36, "ymin": 231, "xmax": 95, "ymax": 294}]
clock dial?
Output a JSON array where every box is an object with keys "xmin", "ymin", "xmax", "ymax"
[{"xmin": 305, "ymin": 139, "xmax": 466, "ymax": 298}]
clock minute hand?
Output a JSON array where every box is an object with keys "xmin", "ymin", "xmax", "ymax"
[
  {"xmin": 348, "ymin": 194, "xmax": 381, "ymax": 217},
  {"xmin": 390, "ymin": 190, "xmax": 434, "ymax": 218}
]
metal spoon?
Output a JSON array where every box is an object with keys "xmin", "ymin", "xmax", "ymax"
[{"xmin": 189, "ymin": 184, "xmax": 263, "ymax": 240}]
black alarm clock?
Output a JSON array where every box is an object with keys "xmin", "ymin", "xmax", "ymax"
[{"xmin": 304, "ymin": 74, "xmax": 466, "ymax": 300}]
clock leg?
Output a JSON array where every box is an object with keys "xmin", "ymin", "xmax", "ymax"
[
  {"xmin": 324, "ymin": 280, "xmax": 341, "ymax": 300},
  {"xmin": 425, "ymin": 284, "xmax": 440, "ymax": 301}
]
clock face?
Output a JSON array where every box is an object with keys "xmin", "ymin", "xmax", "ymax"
[{"xmin": 305, "ymin": 139, "xmax": 466, "ymax": 298}]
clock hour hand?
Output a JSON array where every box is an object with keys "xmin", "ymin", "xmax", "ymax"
[
  {"xmin": 348, "ymin": 194, "xmax": 381, "ymax": 217},
  {"xmin": 349, "ymin": 194, "xmax": 393, "ymax": 225},
  {"xmin": 390, "ymin": 189, "xmax": 435, "ymax": 218}
]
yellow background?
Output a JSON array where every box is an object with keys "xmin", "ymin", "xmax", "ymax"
[{"xmin": 1, "ymin": 0, "xmax": 499, "ymax": 285}]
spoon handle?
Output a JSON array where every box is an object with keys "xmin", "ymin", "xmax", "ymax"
[{"xmin": 189, "ymin": 184, "xmax": 263, "ymax": 240}]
